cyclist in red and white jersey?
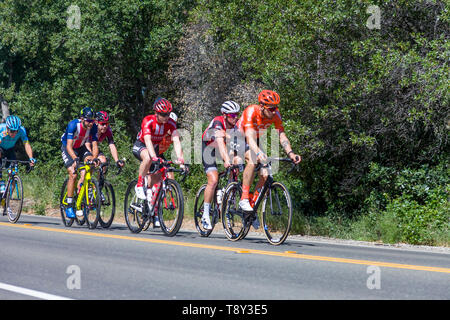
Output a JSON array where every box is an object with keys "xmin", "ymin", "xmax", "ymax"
[
  {"xmin": 237, "ymin": 90, "xmax": 301, "ymax": 228},
  {"xmin": 132, "ymin": 98, "xmax": 185, "ymax": 225},
  {"xmin": 201, "ymin": 100, "xmax": 242, "ymax": 230},
  {"xmin": 86, "ymin": 111, "xmax": 125, "ymax": 170}
]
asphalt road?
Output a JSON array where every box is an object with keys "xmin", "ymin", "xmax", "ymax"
[{"xmin": 0, "ymin": 214, "xmax": 449, "ymax": 301}]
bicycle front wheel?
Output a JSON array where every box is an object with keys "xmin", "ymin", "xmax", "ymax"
[
  {"xmin": 59, "ymin": 178, "xmax": 75, "ymax": 227},
  {"xmin": 158, "ymin": 179, "xmax": 184, "ymax": 237},
  {"xmin": 261, "ymin": 181, "xmax": 293, "ymax": 245},
  {"xmin": 221, "ymin": 182, "xmax": 246, "ymax": 241},
  {"xmin": 98, "ymin": 180, "xmax": 115, "ymax": 228},
  {"xmin": 123, "ymin": 179, "xmax": 147, "ymax": 233},
  {"xmin": 6, "ymin": 175, "xmax": 23, "ymax": 223},
  {"xmin": 193, "ymin": 184, "xmax": 216, "ymax": 237},
  {"xmin": 83, "ymin": 179, "xmax": 101, "ymax": 229}
]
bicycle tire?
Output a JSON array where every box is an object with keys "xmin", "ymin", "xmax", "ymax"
[
  {"xmin": 5, "ymin": 175, "xmax": 23, "ymax": 223},
  {"xmin": 158, "ymin": 179, "xmax": 184, "ymax": 237},
  {"xmin": 193, "ymin": 184, "xmax": 217, "ymax": 237},
  {"xmin": 221, "ymin": 182, "xmax": 246, "ymax": 241},
  {"xmin": 98, "ymin": 180, "xmax": 115, "ymax": 228},
  {"xmin": 123, "ymin": 179, "xmax": 147, "ymax": 233},
  {"xmin": 261, "ymin": 181, "xmax": 293, "ymax": 245},
  {"xmin": 59, "ymin": 178, "xmax": 75, "ymax": 227},
  {"xmin": 83, "ymin": 178, "xmax": 101, "ymax": 229}
]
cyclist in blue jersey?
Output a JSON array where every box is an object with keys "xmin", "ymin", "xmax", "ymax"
[
  {"xmin": 61, "ymin": 107, "xmax": 99, "ymax": 218},
  {"xmin": 0, "ymin": 115, "xmax": 36, "ymax": 193}
]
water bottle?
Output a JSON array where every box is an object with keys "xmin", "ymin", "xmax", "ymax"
[{"xmin": 216, "ymin": 188, "xmax": 225, "ymax": 204}]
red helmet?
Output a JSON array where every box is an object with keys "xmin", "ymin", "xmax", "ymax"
[
  {"xmin": 258, "ymin": 90, "xmax": 280, "ymax": 105},
  {"xmin": 153, "ymin": 98, "xmax": 173, "ymax": 113},
  {"xmin": 96, "ymin": 111, "xmax": 109, "ymax": 123}
]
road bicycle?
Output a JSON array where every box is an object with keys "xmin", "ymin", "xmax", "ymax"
[
  {"xmin": 59, "ymin": 160, "xmax": 101, "ymax": 229},
  {"xmin": 96, "ymin": 159, "xmax": 123, "ymax": 228},
  {"xmin": 221, "ymin": 157, "xmax": 296, "ymax": 245},
  {"xmin": 193, "ymin": 164, "xmax": 242, "ymax": 237},
  {"xmin": 124, "ymin": 160, "xmax": 187, "ymax": 236},
  {"xmin": 0, "ymin": 159, "xmax": 33, "ymax": 223}
]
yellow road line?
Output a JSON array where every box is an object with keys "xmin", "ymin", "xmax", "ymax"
[{"xmin": 1, "ymin": 222, "xmax": 449, "ymax": 274}]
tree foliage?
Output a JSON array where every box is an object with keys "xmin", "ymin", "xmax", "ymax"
[
  {"xmin": 199, "ymin": 0, "xmax": 449, "ymax": 215},
  {"xmin": 0, "ymin": 0, "xmax": 448, "ymax": 240}
]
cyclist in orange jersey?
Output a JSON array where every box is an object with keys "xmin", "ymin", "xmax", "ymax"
[{"xmin": 236, "ymin": 90, "xmax": 301, "ymax": 229}]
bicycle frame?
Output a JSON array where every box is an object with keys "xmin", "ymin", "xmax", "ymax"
[
  {"xmin": 75, "ymin": 163, "xmax": 95, "ymax": 213},
  {"xmin": 215, "ymin": 165, "xmax": 241, "ymax": 217},
  {"xmin": 1, "ymin": 159, "xmax": 30, "ymax": 201},
  {"xmin": 248, "ymin": 158, "xmax": 293, "ymax": 214},
  {"xmin": 147, "ymin": 161, "xmax": 184, "ymax": 213}
]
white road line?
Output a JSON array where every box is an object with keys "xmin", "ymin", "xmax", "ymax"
[{"xmin": 0, "ymin": 282, "xmax": 73, "ymax": 300}]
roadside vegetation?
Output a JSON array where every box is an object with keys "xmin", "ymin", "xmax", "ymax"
[{"xmin": 1, "ymin": 0, "xmax": 448, "ymax": 246}]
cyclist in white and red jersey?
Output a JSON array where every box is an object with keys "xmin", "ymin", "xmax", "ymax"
[
  {"xmin": 132, "ymin": 98, "xmax": 185, "ymax": 225},
  {"xmin": 237, "ymin": 90, "xmax": 301, "ymax": 228},
  {"xmin": 201, "ymin": 100, "xmax": 242, "ymax": 230}
]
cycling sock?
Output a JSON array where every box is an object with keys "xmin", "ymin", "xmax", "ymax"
[
  {"xmin": 137, "ymin": 175, "xmax": 144, "ymax": 187},
  {"xmin": 241, "ymin": 185, "xmax": 250, "ymax": 200},
  {"xmin": 203, "ymin": 202, "xmax": 211, "ymax": 217},
  {"xmin": 66, "ymin": 197, "xmax": 73, "ymax": 204},
  {"xmin": 252, "ymin": 188, "xmax": 261, "ymax": 203}
]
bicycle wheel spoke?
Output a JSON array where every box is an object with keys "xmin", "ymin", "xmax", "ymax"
[
  {"xmin": 98, "ymin": 181, "xmax": 115, "ymax": 228},
  {"xmin": 222, "ymin": 182, "xmax": 246, "ymax": 241},
  {"xmin": 158, "ymin": 180, "xmax": 184, "ymax": 237},
  {"xmin": 262, "ymin": 182, "xmax": 292, "ymax": 245},
  {"xmin": 6, "ymin": 176, "xmax": 23, "ymax": 223},
  {"xmin": 124, "ymin": 180, "xmax": 146, "ymax": 233}
]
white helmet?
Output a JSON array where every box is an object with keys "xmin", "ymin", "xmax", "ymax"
[
  {"xmin": 220, "ymin": 100, "xmax": 240, "ymax": 114},
  {"xmin": 169, "ymin": 112, "xmax": 178, "ymax": 122}
]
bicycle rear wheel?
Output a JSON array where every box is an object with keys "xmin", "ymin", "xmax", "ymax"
[
  {"xmin": 6, "ymin": 175, "xmax": 23, "ymax": 223},
  {"xmin": 158, "ymin": 179, "xmax": 184, "ymax": 237},
  {"xmin": 83, "ymin": 178, "xmax": 101, "ymax": 229},
  {"xmin": 59, "ymin": 178, "xmax": 75, "ymax": 227},
  {"xmin": 221, "ymin": 182, "xmax": 246, "ymax": 241},
  {"xmin": 123, "ymin": 179, "xmax": 147, "ymax": 233},
  {"xmin": 98, "ymin": 180, "xmax": 115, "ymax": 228},
  {"xmin": 261, "ymin": 181, "xmax": 292, "ymax": 245},
  {"xmin": 193, "ymin": 184, "xmax": 216, "ymax": 237}
]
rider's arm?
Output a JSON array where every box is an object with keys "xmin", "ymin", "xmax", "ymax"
[
  {"xmin": 85, "ymin": 141, "xmax": 93, "ymax": 153},
  {"xmin": 108, "ymin": 143, "xmax": 120, "ymax": 163},
  {"xmin": 215, "ymin": 129, "xmax": 230, "ymax": 166},
  {"xmin": 144, "ymin": 134, "xmax": 158, "ymax": 159},
  {"xmin": 66, "ymin": 139, "xmax": 78, "ymax": 161},
  {"xmin": 245, "ymin": 128, "xmax": 262, "ymax": 156},
  {"xmin": 279, "ymin": 132, "xmax": 301, "ymax": 164},
  {"xmin": 24, "ymin": 141, "xmax": 34, "ymax": 161},
  {"xmin": 91, "ymin": 140, "xmax": 99, "ymax": 159},
  {"xmin": 279, "ymin": 132, "xmax": 293, "ymax": 155},
  {"xmin": 171, "ymin": 129, "xmax": 184, "ymax": 163}
]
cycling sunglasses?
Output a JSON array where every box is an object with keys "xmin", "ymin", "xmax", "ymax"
[
  {"xmin": 157, "ymin": 112, "xmax": 171, "ymax": 117},
  {"xmin": 263, "ymin": 105, "xmax": 278, "ymax": 112},
  {"xmin": 98, "ymin": 121, "xmax": 109, "ymax": 126},
  {"xmin": 226, "ymin": 113, "xmax": 239, "ymax": 119},
  {"xmin": 7, "ymin": 129, "xmax": 18, "ymax": 133},
  {"xmin": 83, "ymin": 119, "xmax": 95, "ymax": 123}
]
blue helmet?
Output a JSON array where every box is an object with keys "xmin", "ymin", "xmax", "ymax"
[
  {"xmin": 5, "ymin": 115, "xmax": 21, "ymax": 131},
  {"xmin": 80, "ymin": 107, "xmax": 95, "ymax": 120}
]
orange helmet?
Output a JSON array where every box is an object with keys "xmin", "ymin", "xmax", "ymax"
[{"xmin": 258, "ymin": 90, "xmax": 280, "ymax": 106}]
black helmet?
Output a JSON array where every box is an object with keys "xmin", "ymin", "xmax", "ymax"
[{"xmin": 80, "ymin": 107, "xmax": 95, "ymax": 120}]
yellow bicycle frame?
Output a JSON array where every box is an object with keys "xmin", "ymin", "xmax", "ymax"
[
  {"xmin": 75, "ymin": 164, "xmax": 96, "ymax": 212},
  {"xmin": 61, "ymin": 163, "xmax": 97, "ymax": 213}
]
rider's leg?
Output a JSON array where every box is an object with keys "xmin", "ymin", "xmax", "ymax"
[
  {"xmin": 202, "ymin": 169, "xmax": 218, "ymax": 230},
  {"xmin": 135, "ymin": 149, "xmax": 151, "ymax": 199},
  {"xmin": 240, "ymin": 149, "xmax": 257, "ymax": 206}
]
